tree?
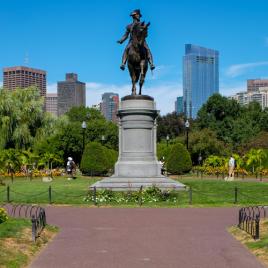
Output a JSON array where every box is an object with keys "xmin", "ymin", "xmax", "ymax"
[
  {"xmin": 66, "ymin": 106, "xmax": 104, "ymax": 122},
  {"xmin": 186, "ymin": 128, "xmax": 230, "ymax": 164},
  {"xmin": 196, "ymin": 94, "xmax": 268, "ymax": 148},
  {"xmin": 157, "ymin": 112, "xmax": 186, "ymax": 141},
  {"xmin": 239, "ymin": 131, "xmax": 268, "ymax": 154},
  {"xmin": 0, "ymin": 87, "xmax": 49, "ymax": 149}
]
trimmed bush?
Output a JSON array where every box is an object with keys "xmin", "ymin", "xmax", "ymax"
[
  {"xmin": 80, "ymin": 142, "xmax": 109, "ymax": 175},
  {"xmin": 166, "ymin": 143, "xmax": 192, "ymax": 174},
  {"xmin": 157, "ymin": 143, "xmax": 172, "ymax": 161},
  {"xmin": 0, "ymin": 208, "xmax": 8, "ymax": 224},
  {"xmin": 104, "ymin": 148, "xmax": 118, "ymax": 171}
]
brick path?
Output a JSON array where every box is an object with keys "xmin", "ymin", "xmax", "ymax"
[{"xmin": 30, "ymin": 207, "xmax": 265, "ymax": 268}]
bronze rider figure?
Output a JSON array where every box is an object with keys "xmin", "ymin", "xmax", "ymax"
[{"xmin": 117, "ymin": 9, "xmax": 155, "ymax": 71}]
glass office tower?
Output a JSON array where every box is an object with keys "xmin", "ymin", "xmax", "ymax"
[{"xmin": 183, "ymin": 44, "xmax": 219, "ymax": 118}]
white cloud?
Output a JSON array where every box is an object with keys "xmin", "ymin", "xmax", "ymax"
[
  {"xmin": 225, "ymin": 61, "xmax": 268, "ymax": 77},
  {"xmin": 0, "ymin": 81, "xmax": 2, "ymax": 87}
]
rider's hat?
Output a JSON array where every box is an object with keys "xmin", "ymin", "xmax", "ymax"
[{"xmin": 130, "ymin": 9, "xmax": 142, "ymax": 17}]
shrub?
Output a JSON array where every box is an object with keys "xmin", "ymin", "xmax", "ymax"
[
  {"xmin": 80, "ymin": 142, "xmax": 109, "ymax": 175},
  {"xmin": 0, "ymin": 208, "xmax": 8, "ymax": 224},
  {"xmin": 166, "ymin": 143, "xmax": 192, "ymax": 174},
  {"xmin": 157, "ymin": 143, "xmax": 172, "ymax": 161},
  {"xmin": 104, "ymin": 148, "xmax": 118, "ymax": 171}
]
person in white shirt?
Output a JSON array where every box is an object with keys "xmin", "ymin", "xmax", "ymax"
[{"xmin": 228, "ymin": 156, "xmax": 235, "ymax": 179}]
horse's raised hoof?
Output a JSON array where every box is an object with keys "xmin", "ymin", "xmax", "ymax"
[{"xmin": 120, "ymin": 64, "xmax": 125, "ymax": 71}]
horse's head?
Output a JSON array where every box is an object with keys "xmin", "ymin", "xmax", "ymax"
[{"xmin": 132, "ymin": 21, "xmax": 150, "ymax": 46}]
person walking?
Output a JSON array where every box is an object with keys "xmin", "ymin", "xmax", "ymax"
[
  {"xmin": 66, "ymin": 157, "xmax": 76, "ymax": 180},
  {"xmin": 228, "ymin": 155, "xmax": 235, "ymax": 180}
]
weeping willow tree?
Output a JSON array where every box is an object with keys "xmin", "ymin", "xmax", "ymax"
[{"xmin": 0, "ymin": 87, "xmax": 52, "ymax": 149}]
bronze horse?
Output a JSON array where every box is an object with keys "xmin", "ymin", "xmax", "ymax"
[{"xmin": 127, "ymin": 22, "xmax": 150, "ymax": 95}]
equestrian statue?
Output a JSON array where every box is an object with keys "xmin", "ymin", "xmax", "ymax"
[{"xmin": 117, "ymin": 9, "xmax": 155, "ymax": 95}]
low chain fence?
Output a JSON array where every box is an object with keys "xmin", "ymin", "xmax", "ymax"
[
  {"xmin": 193, "ymin": 169, "xmax": 268, "ymax": 180},
  {"xmin": 0, "ymin": 203, "xmax": 46, "ymax": 242},
  {"xmin": 0, "ymin": 185, "xmax": 268, "ymax": 206},
  {"xmin": 238, "ymin": 205, "xmax": 268, "ymax": 239}
]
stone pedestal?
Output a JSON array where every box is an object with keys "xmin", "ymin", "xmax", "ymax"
[{"xmin": 91, "ymin": 95, "xmax": 185, "ymax": 191}]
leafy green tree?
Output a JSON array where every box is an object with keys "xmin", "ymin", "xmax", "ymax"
[
  {"xmin": 66, "ymin": 106, "xmax": 104, "ymax": 122},
  {"xmin": 157, "ymin": 112, "xmax": 186, "ymax": 141},
  {"xmin": 197, "ymin": 94, "xmax": 268, "ymax": 148},
  {"xmin": 240, "ymin": 131, "xmax": 268, "ymax": 153},
  {"xmin": 0, "ymin": 87, "xmax": 49, "ymax": 149},
  {"xmin": 186, "ymin": 128, "xmax": 230, "ymax": 164}
]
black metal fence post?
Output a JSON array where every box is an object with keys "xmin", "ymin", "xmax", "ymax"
[
  {"xmin": 48, "ymin": 185, "xmax": 52, "ymax": 204},
  {"xmin": 139, "ymin": 186, "xmax": 143, "ymax": 207},
  {"xmin": 7, "ymin": 185, "xmax": 10, "ymax": 203},
  {"xmin": 189, "ymin": 187, "xmax": 192, "ymax": 205},
  {"xmin": 234, "ymin": 187, "xmax": 238, "ymax": 204},
  {"xmin": 255, "ymin": 214, "xmax": 260, "ymax": 240},
  {"xmin": 93, "ymin": 186, "xmax": 97, "ymax": 206},
  {"xmin": 31, "ymin": 215, "xmax": 37, "ymax": 242}
]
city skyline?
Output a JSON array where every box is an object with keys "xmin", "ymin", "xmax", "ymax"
[{"xmin": 1, "ymin": 0, "xmax": 268, "ymax": 114}]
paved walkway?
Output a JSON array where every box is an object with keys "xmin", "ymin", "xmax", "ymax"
[{"xmin": 30, "ymin": 207, "xmax": 265, "ymax": 268}]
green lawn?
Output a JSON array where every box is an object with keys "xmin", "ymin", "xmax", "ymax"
[
  {"xmin": 0, "ymin": 176, "xmax": 268, "ymax": 207},
  {"xmin": 0, "ymin": 218, "xmax": 58, "ymax": 268}
]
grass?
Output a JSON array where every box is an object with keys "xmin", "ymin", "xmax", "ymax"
[
  {"xmin": 229, "ymin": 219, "xmax": 268, "ymax": 267},
  {"xmin": 0, "ymin": 176, "xmax": 268, "ymax": 207},
  {"xmin": 0, "ymin": 218, "xmax": 58, "ymax": 268}
]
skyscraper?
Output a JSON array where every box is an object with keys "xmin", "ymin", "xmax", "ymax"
[
  {"xmin": 183, "ymin": 44, "xmax": 219, "ymax": 118},
  {"xmin": 3, "ymin": 66, "xmax": 46, "ymax": 96},
  {"xmin": 175, "ymin": 96, "xmax": 183, "ymax": 114},
  {"xmin": 100, "ymin": 92, "xmax": 119, "ymax": 122},
  {"xmin": 57, "ymin": 73, "xmax": 86, "ymax": 116},
  {"xmin": 45, "ymin": 93, "xmax": 58, "ymax": 116}
]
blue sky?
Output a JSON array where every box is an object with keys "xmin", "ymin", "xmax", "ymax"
[{"xmin": 0, "ymin": 0, "xmax": 268, "ymax": 114}]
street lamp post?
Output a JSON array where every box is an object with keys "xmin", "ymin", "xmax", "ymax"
[
  {"xmin": 101, "ymin": 135, "xmax": 106, "ymax": 145},
  {"xmin": 166, "ymin": 135, "xmax": 170, "ymax": 147},
  {"xmin": 185, "ymin": 119, "xmax": 190, "ymax": 150},
  {"xmin": 81, "ymin": 121, "xmax": 87, "ymax": 152}
]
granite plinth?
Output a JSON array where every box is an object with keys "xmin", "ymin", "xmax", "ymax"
[{"xmin": 90, "ymin": 177, "xmax": 186, "ymax": 191}]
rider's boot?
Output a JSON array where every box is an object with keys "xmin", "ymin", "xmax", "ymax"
[
  {"xmin": 149, "ymin": 58, "xmax": 155, "ymax": 70},
  {"xmin": 148, "ymin": 54, "xmax": 155, "ymax": 70}
]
